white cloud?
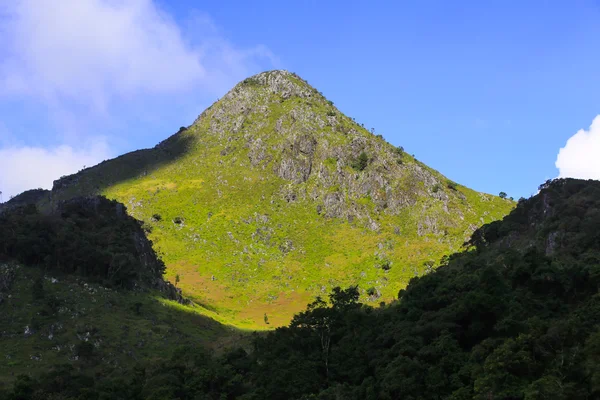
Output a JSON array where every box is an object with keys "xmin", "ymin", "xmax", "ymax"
[
  {"xmin": 0, "ymin": 141, "xmax": 110, "ymax": 201},
  {"xmin": 0, "ymin": 1, "xmax": 277, "ymax": 199},
  {"xmin": 556, "ymin": 115, "xmax": 600, "ymax": 180},
  {"xmin": 0, "ymin": 0, "xmax": 276, "ymax": 110}
]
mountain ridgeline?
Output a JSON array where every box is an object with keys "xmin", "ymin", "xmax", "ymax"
[
  {"xmin": 41, "ymin": 70, "xmax": 512, "ymax": 327},
  {"xmin": 2, "ymin": 178, "xmax": 599, "ymax": 399}
]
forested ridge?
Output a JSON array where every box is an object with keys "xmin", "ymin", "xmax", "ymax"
[
  {"xmin": 0, "ymin": 196, "xmax": 165, "ymax": 289},
  {"xmin": 2, "ymin": 178, "xmax": 600, "ymax": 399}
]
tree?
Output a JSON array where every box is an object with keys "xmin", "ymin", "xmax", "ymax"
[
  {"xmin": 32, "ymin": 277, "xmax": 45, "ymax": 301},
  {"xmin": 75, "ymin": 341, "xmax": 95, "ymax": 360},
  {"xmin": 329, "ymin": 286, "xmax": 360, "ymax": 310},
  {"xmin": 499, "ymin": 191, "xmax": 508, "ymax": 199},
  {"xmin": 352, "ymin": 152, "xmax": 369, "ymax": 171}
]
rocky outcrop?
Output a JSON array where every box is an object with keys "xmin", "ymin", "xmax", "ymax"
[
  {"xmin": 154, "ymin": 278, "xmax": 191, "ymax": 305},
  {"xmin": 244, "ymin": 70, "xmax": 314, "ymax": 99},
  {"xmin": 0, "ymin": 264, "xmax": 18, "ymax": 304}
]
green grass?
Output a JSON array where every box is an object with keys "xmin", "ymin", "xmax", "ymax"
[
  {"xmin": 48, "ymin": 70, "xmax": 515, "ymax": 329},
  {"xmin": 0, "ymin": 265, "xmax": 241, "ymax": 387}
]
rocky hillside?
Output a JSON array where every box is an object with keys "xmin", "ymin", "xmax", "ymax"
[{"xmin": 46, "ymin": 70, "xmax": 513, "ymax": 327}]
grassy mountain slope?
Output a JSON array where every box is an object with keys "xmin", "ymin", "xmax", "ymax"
[{"xmin": 48, "ymin": 70, "xmax": 513, "ymax": 328}]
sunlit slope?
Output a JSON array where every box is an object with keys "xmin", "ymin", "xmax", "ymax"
[{"xmin": 51, "ymin": 70, "xmax": 514, "ymax": 327}]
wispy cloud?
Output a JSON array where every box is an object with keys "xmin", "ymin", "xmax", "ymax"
[
  {"xmin": 0, "ymin": 140, "xmax": 110, "ymax": 200},
  {"xmin": 556, "ymin": 115, "xmax": 600, "ymax": 180},
  {"xmin": 0, "ymin": 0, "xmax": 277, "ymax": 199},
  {"xmin": 0, "ymin": 0, "xmax": 275, "ymax": 110}
]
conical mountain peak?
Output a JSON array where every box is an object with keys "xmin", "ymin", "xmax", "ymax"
[
  {"xmin": 192, "ymin": 69, "xmax": 322, "ymax": 127},
  {"xmin": 45, "ymin": 71, "xmax": 514, "ymax": 327},
  {"xmin": 238, "ymin": 69, "xmax": 315, "ymax": 98}
]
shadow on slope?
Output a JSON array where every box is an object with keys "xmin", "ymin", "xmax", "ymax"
[
  {"xmin": 0, "ymin": 264, "xmax": 245, "ymax": 388},
  {"xmin": 49, "ymin": 128, "xmax": 196, "ymax": 203},
  {"xmin": 0, "ymin": 194, "xmax": 248, "ymax": 387}
]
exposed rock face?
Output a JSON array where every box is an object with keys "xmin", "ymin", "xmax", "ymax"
[
  {"xmin": 246, "ymin": 70, "xmax": 314, "ymax": 99},
  {"xmin": 546, "ymin": 231, "xmax": 559, "ymax": 255},
  {"xmin": 0, "ymin": 264, "xmax": 18, "ymax": 304},
  {"xmin": 154, "ymin": 278, "xmax": 191, "ymax": 305},
  {"xmin": 186, "ymin": 71, "xmax": 468, "ymax": 230}
]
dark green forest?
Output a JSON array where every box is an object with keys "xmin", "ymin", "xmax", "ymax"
[
  {"xmin": 0, "ymin": 196, "xmax": 165, "ymax": 289},
  {"xmin": 2, "ymin": 179, "xmax": 600, "ymax": 399}
]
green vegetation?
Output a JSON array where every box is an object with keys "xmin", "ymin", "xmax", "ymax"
[
  {"xmin": 39, "ymin": 70, "xmax": 512, "ymax": 328},
  {"xmin": 0, "ymin": 197, "xmax": 240, "ymax": 385},
  {"xmin": 0, "ymin": 197, "xmax": 164, "ymax": 288},
  {"xmin": 0, "ymin": 263, "xmax": 235, "ymax": 388},
  {"xmin": 351, "ymin": 151, "xmax": 369, "ymax": 171},
  {"xmin": 447, "ymin": 180, "xmax": 458, "ymax": 190},
  {"xmin": 2, "ymin": 178, "xmax": 599, "ymax": 399}
]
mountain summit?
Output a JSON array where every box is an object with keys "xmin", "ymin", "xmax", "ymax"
[{"xmin": 48, "ymin": 70, "xmax": 513, "ymax": 327}]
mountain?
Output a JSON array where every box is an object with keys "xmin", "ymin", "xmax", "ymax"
[
  {"xmin": 43, "ymin": 70, "xmax": 512, "ymax": 328},
  {"xmin": 2, "ymin": 178, "xmax": 598, "ymax": 399}
]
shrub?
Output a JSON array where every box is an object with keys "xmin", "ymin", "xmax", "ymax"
[
  {"xmin": 75, "ymin": 341, "xmax": 95, "ymax": 360},
  {"xmin": 377, "ymin": 260, "xmax": 391, "ymax": 271},
  {"xmin": 31, "ymin": 277, "xmax": 45, "ymax": 301},
  {"xmin": 351, "ymin": 152, "xmax": 369, "ymax": 171}
]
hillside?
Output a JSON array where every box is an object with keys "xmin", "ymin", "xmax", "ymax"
[
  {"xmin": 46, "ymin": 70, "xmax": 513, "ymax": 328},
  {"xmin": 3, "ymin": 178, "xmax": 598, "ymax": 399},
  {"xmin": 0, "ymin": 197, "xmax": 237, "ymax": 385}
]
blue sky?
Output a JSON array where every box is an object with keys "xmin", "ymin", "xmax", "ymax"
[{"xmin": 1, "ymin": 1, "xmax": 599, "ymax": 200}]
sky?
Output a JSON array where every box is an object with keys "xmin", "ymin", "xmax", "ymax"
[{"xmin": 1, "ymin": 0, "xmax": 599, "ymax": 201}]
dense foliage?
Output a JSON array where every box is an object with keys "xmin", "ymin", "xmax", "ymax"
[
  {"xmin": 0, "ymin": 197, "xmax": 165, "ymax": 288},
  {"xmin": 1, "ymin": 178, "xmax": 599, "ymax": 399}
]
